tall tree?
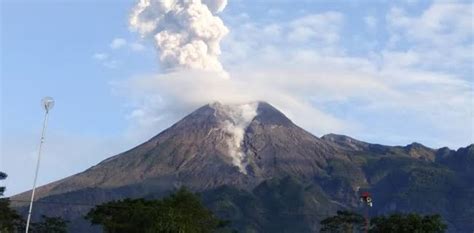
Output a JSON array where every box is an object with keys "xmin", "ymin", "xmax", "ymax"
[{"xmin": 86, "ymin": 187, "xmax": 230, "ymax": 233}]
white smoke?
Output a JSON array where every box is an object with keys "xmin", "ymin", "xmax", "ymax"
[
  {"xmin": 212, "ymin": 102, "xmax": 258, "ymax": 174},
  {"xmin": 129, "ymin": 0, "xmax": 229, "ymax": 73}
]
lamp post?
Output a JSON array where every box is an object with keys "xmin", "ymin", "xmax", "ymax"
[{"xmin": 25, "ymin": 97, "xmax": 55, "ymax": 233}]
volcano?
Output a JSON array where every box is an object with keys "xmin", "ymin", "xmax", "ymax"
[{"xmin": 13, "ymin": 102, "xmax": 474, "ymax": 233}]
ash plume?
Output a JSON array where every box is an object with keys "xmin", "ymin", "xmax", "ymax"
[{"xmin": 129, "ymin": 0, "xmax": 229, "ymax": 73}]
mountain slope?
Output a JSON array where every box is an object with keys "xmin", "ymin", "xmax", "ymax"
[
  {"xmin": 14, "ymin": 102, "xmax": 346, "ymax": 201},
  {"xmin": 12, "ymin": 102, "xmax": 474, "ymax": 233}
]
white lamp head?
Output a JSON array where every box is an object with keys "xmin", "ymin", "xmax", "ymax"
[{"xmin": 41, "ymin": 97, "xmax": 55, "ymax": 112}]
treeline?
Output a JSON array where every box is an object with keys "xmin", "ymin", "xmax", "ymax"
[
  {"xmin": 1, "ymin": 171, "xmax": 447, "ymax": 233},
  {"xmin": 320, "ymin": 210, "xmax": 446, "ymax": 233},
  {"xmin": 85, "ymin": 188, "xmax": 233, "ymax": 233}
]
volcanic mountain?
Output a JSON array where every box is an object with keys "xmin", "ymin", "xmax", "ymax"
[{"xmin": 13, "ymin": 102, "xmax": 474, "ymax": 233}]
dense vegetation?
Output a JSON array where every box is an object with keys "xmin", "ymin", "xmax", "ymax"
[
  {"xmin": 370, "ymin": 213, "xmax": 446, "ymax": 233},
  {"xmin": 320, "ymin": 211, "xmax": 447, "ymax": 233},
  {"xmin": 320, "ymin": 211, "xmax": 365, "ymax": 233},
  {"xmin": 86, "ymin": 188, "xmax": 232, "ymax": 233}
]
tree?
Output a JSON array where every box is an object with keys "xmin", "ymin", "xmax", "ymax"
[
  {"xmin": 320, "ymin": 210, "xmax": 365, "ymax": 233},
  {"xmin": 0, "ymin": 172, "xmax": 6, "ymax": 196},
  {"xmin": 0, "ymin": 198, "xmax": 25, "ymax": 232},
  {"xmin": 320, "ymin": 211, "xmax": 447, "ymax": 233},
  {"xmin": 369, "ymin": 213, "xmax": 447, "ymax": 233},
  {"xmin": 30, "ymin": 215, "xmax": 68, "ymax": 233},
  {"xmin": 0, "ymin": 171, "xmax": 24, "ymax": 232},
  {"xmin": 86, "ymin": 187, "xmax": 230, "ymax": 233}
]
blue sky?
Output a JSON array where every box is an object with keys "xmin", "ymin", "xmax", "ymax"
[{"xmin": 1, "ymin": 0, "xmax": 473, "ymax": 196}]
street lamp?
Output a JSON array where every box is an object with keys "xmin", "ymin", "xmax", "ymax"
[{"xmin": 25, "ymin": 97, "xmax": 55, "ymax": 233}]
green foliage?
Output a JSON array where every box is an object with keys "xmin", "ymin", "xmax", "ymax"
[
  {"xmin": 319, "ymin": 210, "xmax": 365, "ymax": 233},
  {"xmin": 370, "ymin": 213, "xmax": 447, "ymax": 233},
  {"xmin": 320, "ymin": 212, "xmax": 447, "ymax": 233},
  {"xmin": 0, "ymin": 171, "xmax": 6, "ymax": 196},
  {"xmin": 0, "ymin": 198, "xmax": 24, "ymax": 232},
  {"xmin": 30, "ymin": 215, "xmax": 68, "ymax": 233},
  {"xmin": 85, "ymin": 187, "xmax": 228, "ymax": 233},
  {"xmin": 0, "ymin": 171, "xmax": 24, "ymax": 232}
]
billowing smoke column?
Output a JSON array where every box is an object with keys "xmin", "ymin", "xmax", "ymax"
[{"xmin": 129, "ymin": 0, "xmax": 229, "ymax": 72}]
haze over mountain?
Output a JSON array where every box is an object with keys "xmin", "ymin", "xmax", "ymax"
[{"xmin": 13, "ymin": 102, "xmax": 474, "ymax": 233}]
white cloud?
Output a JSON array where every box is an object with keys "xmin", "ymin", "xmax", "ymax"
[
  {"xmin": 116, "ymin": 69, "xmax": 349, "ymax": 140},
  {"xmin": 287, "ymin": 12, "xmax": 344, "ymax": 44},
  {"xmin": 93, "ymin": 38, "xmax": 147, "ymax": 69},
  {"xmin": 386, "ymin": 2, "xmax": 473, "ymax": 73},
  {"xmin": 221, "ymin": 12, "xmax": 346, "ymax": 66},
  {"xmin": 117, "ymin": 6, "xmax": 473, "ymax": 149},
  {"xmin": 130, "ymin": 42, "xmax": 145, "ymax": 51},
  {"xmin": 110, "ymin": 38, "xmax": 127, "ymax": 49},
  {"xmin": 364, "ymin": 15, "xmax": 377, "ymax": 30},
  {"xmin": 92, "ymin": 53, "xmax": 108, "ymax": 61},
  {"xmin": 109, "ymin": 38, "xmax": 146, "ymax": 52},
  {"xmin": 92, "ymin": 52, "xmax": 118, "ymax": 69},
  {"xmin": 103, "ymin": 60, "xmax": 119, "ymax": 69},
  {"xmin": 387, "ymin": 3, "xmax": 472, "ymax": 46}
]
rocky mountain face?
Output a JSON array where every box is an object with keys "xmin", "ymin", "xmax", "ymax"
[{"xmin": 13, "ymin": 102, "xmax": 474, "ymax": 233}]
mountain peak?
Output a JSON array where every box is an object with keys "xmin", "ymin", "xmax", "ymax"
[
  {"xmin": 198, "ymin": 101, "xmax": 293, "ymax": 173},
  {"xmin": 199, "ymin": 101, "xmax": 293, "ymax": 127},
  {"xmin": 208, "ymin": 101, "xmax": 259, "ymax": 124},
  {"xmin": 403, "ymin": 142, "xmax": 435, "ymax": 161},
  {"xmin": 253, "ymin": 102, "xmax": 293, "ymax": 126}
]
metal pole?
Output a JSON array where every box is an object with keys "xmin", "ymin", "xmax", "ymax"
[{"xmin": 25, "ymin": 109, "xmax": 50, "ymax": 233}]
